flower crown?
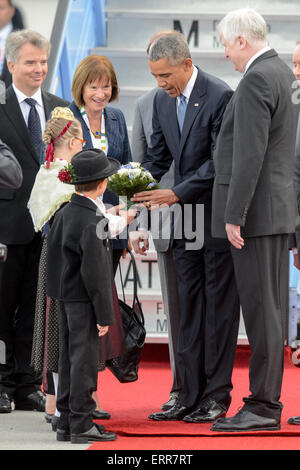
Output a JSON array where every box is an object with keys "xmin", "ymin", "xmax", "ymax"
[{"xmin": 58, "ymin": 163, "xmax": 76, "ymax": 184}]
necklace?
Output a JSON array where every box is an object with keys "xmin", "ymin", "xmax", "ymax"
[
  {"xmin": 91, "ymin": 129, "xmax": 101, "ymax": 139},
  {"xmin": 80, "ymin": 107, "xmax": 108, "ymax": 153}
]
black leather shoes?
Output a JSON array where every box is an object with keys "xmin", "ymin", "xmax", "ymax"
[
  {"xmin": 211, "ymin": 409, "xmax": 281, "ymax": 432},
  {"xmin": 149, "ymin": 400, "xmax": 193, "ymax": 421},
  {"xmin": 44, "ymin": 412, "xmax": 54, "ymax": 423},
  {"xmin": 15, "ymin": 390, "xmax": 46, "ymax": 411},
  {"xmin": 0, "ymin": 392, "xmax": 12, "ymax": 413},
  {"xmin": 71, "ymin": 423, "xmax": 117, "ymax": 444},
  {"xmin": 57, "ymin": 427, "xmax": 71, "ymax": 442},
  {"xmin": 183, "ymin": 398, "xmax": 227, "ymax": 423},
  {"xmin": 288, "ymin": 416, "xmax": 300, "ymax": 425},
  {"xmin": 161, "ymin": 392, "xmax": 179, "ymax": 411},
  {"xmin": 52, "ymin": 415, "xmax": 60, "ymax": 432},
  {"xmin": 92, "ymin": 409, "xmax": 111, "ymax": 420}
]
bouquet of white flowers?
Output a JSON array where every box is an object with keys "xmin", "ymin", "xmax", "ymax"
[{"xmin": 107, "ymin": 162, "xmax": 159, "ymax": 208}]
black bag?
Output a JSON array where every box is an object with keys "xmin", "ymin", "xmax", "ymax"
[{"xmin": 107, "ymin": 251, "xmax": 146, "ymax": 383}]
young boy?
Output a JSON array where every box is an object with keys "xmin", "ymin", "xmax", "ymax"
[{"xmin": 46, "ymin": 148, "xmax": 133, "ymax": 444}]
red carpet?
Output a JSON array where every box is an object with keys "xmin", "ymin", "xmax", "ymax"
[{"xmin": 89, "ymin": 345, "xmax": 300, "ymax": 450}]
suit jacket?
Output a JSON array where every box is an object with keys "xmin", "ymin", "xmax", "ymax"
[
  {"xmin": 143, "ymin": 66, "xmax": 233, "ymax": 251},
  {"xmin": 0, "ymin": 139, "xmax": 22, "ymax": 189},
  {"xmin": 69, "ymin": 101, "xmax": 132, "ymax": 249},
  {"xmin": 212, "ymin": 49, "xmax": 299, "ymax": 239},
  {"xmin": 46, "ymin": 193, "xmax": 115, "ymax": 326},
  {"xmin": 0, "ymin": 85, "xmax": 69, "ymax": 244},
  {"xmin": 132, "ymin": 87, "xmax": 175, "ymax": 251}
]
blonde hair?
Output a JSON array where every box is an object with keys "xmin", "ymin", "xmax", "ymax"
[{"xmin": 43, "ymin": 115, "xmax": 82, "ymax": 149}]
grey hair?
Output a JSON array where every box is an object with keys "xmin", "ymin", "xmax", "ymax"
[
  {"xmin": 148, "ymin": 34, "xmax": 191, "ymax": 64},
  {"xmin": 5, "ymin": 29, "xmax": 50, "ymax": 63},
  {"xmin": 218, "ymin": 8, "xmax": 267, "ymax": 46}
]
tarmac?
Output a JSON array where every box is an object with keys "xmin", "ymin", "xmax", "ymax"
[{"xmin": 0, "ymin": 405, "xmax": 89, "ymax": 451}]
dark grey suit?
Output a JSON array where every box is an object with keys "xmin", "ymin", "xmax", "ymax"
[
  {"xmin": 0, "ymin": 139, "xmax": 22, "ymax": 189},
  {"xmin": 212, "ymin": 49, "xmax": 299, "ymax": 420},
  {"xmin": 0, "ymin": 85, "xmax": 69, "ymax": 401},
  {"xmin": 144, "ymin": 68, "xmax": 240, "ymax": 410},
  {"xmin": 132, "ymin": 88, "xmax": 182, "ymax": 394}
]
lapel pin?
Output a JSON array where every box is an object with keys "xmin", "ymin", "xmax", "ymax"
[{"xmin": 194, "ymin": 103, "xmax": 199, "ymax": 107}]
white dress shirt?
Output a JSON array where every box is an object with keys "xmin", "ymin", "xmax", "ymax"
[
  {"xmin": 244, "ymin": 46, "xmax": 271, "ymax": 75},
  {"xmin": 177, "ymin": 64, "xmax": 198, "ymax": 107},
  {"xmin": 80, "ymin": 194, "xmax": 127, "ymax": 238},
  {"xmin": 12, "ymin": 84, "xmax": 46, "ymax": 132}
]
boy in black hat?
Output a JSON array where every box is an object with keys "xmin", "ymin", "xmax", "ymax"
[{"xmin": 46, "ymin": 149, "xmax": 135, "ymax": 444}]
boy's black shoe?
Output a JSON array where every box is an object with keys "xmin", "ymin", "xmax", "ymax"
[
  {"xmin": 57, "ymin": 428, "xmax": 70, "ymax": 442},
  {"xmin": 71, "ymin": 423, "xmax": 117, "ymax": 443}
]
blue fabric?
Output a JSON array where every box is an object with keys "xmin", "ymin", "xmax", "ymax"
[{"xmin": 177, "ymin": 94, "xmax": 187, "ymax": 134}]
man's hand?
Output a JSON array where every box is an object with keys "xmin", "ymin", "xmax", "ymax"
[
  {"xmin": 225, "ymin": 223, "xmax": 244, "ymax": 249},
  {"xmin": 97, "ymin": 324, "xmax": 109, "ymax": 337},
  {"xmin": 130, "ymin": 230, "xmax": 149, "ymax": 255},
  {"xmin": 131, "ymin": 189, "xmax": 179, "ymax": 209}
]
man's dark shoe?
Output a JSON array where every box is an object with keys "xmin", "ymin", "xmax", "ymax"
[
  {"xmin": 52, "ymin": 415, "xmax": 60, "ymax": 432},
  {"xmin": 57, "ymin": 428, "xmax": 70, "ymax": 442},
  {"xmin": 211, "ymin": 409, "xmax": 281, "ymax": 432},
  {"xmin": 71, "ymin": 423, "xmax": 117, "ymax": 444},
  {"xmin": 0, "ymin": 392, "xmax": 12, "ymax": 413},
  {"xmin": 149, "ymin": 400, "xmax": 193, "ymax": 421},
  {"xmin": 161, "ymin": 392, "xmax": 179, "ymax": 411},
  {"xmin": 288, "ymin": 416, "xmax": 300, "ymax": 425},
  {"xmin": 15, "ymin": 390, "xmax": 46, "ymax": 411},
  {"xmin": 183, "ymin": 398, "xmax": 227, "ymax": 423},
  {"xmin": 92, "ymin": 409, "xmax": 111, "ymax": 420},
  {"xmin": 44, "ymin": 412, "xmax": 54, "ymax": 423}
]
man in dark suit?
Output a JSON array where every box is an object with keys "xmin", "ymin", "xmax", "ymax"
[
  {"xmin": 287, "ymin": 41, "xmax": 300, "ymax": 426},
  {"xmin": 0, "ymin": 29, "xmax": 69, "ymax": 413},
  {"xmin": 131, "ymin": 86, "xmax": 182, "ymax": 411},
  {"xmin": 132, "ymin": 34, "xmax": 240, "ymax": 422},
  {"xmin": 0, "ymin": 0, "xmax": 24, "ymax": 88},
  {"xmin": 211, "ymin": 8, "xmax": 299, "ymax": 433}
]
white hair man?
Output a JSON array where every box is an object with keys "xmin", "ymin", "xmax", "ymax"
[{"xmin": 211, "ymin": 8, "xmax": 299, "ymax": 432}]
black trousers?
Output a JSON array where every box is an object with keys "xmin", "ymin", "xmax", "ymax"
[
  {"xmin": 172, "ymin": 238, "xmax": 240, "ymax": 409},
  {"xmin": 0, "ymin": 233, "xmax": 42, "ymax": 399},
  {"xmin": 230, "ymin": 234, "xmax": 289, "ymax": 421},
  {"xmin": 57, "ymin": 301, "xmax": 99, "ymax": 434}
]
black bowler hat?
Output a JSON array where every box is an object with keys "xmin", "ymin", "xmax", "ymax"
[{"xmin": 71, "ymin": 149, "xmax": 120, "ymax": 184}]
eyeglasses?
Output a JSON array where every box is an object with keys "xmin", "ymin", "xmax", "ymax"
[{"xmin": 74, "ymin": 136, "xmax": 86, "ymax": 145}]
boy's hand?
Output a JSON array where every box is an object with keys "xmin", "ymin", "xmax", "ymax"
[
  {"xmin": 97, "ymin": 324, "xmax": 109, "ymax": 337},
  {"xmin": 119, "ymin": 208, "xmax": 137, "ymax": 225}
]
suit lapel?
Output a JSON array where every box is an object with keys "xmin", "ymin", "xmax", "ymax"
[
  {"xmin": 4, "ymin": 86, "xmax": 38, "ymax": 162},
  {"xmin": 165, "ymin": 96, "xmax": 180, "ymax": 149},
  {"xmin": 105, "ymin": 107, "xmax": 118, "ymax": 153},
  {"xmin": 42, "ymin": 91, "xmax": 54, "ymax": 121},
  {"xmin": 179, "ymin": 68, "xmax": 207, "ymax": 155}
]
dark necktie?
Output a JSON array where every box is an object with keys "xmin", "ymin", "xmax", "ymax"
[
  {"xmin": 25, "ymin": 98, "xmax": 42, "ymax": 157},
  {"xmin": 177, "ymin": 94, "xmax": 187, "ymax": 134}
]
